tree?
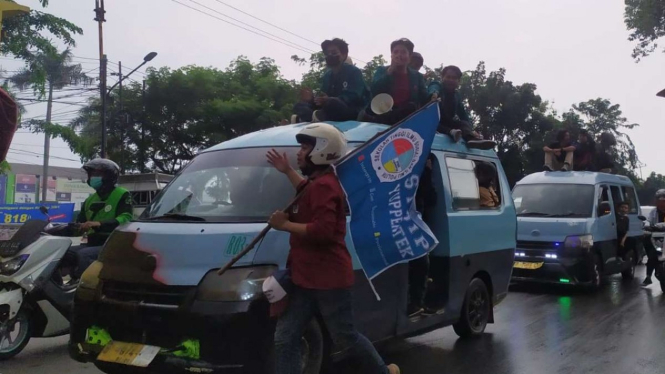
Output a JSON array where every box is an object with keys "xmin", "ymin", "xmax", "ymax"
[
  {"xmin": 637, "ymin": 172, "xmax": 665, "ymax": 205},
  {"xmin": 624, "ymin": 0, "xmax": 665, "ymax": 61},
  {"xmin": 50, "ymin": 57, "xmax": 299, "ymax": 174},
  {"xmin": 7, "ymin": 48, "xmax": 93, "ymax": 199},
  {"xmin": 291, "ymin": 52, "xmax": 325, "ymax": 90},
  {"xmin": 1, "ymin": 1, "xmax": 82, "ymax": 89}
]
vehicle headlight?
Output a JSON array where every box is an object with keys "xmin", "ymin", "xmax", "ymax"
[
  {"xmin": 0, "ymin": 255, "xmax": 29, "ymax": 276},
  {"xmin": 196, "ymin": 265, "xmax": 277, "ymax": 302},
  {"xmin": 564, "ymin": 235, "xmax": 594, "ymax": 250}
]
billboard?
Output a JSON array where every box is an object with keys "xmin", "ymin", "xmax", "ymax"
[{"xmin": 14, "ymin": 174, "xmax": 36, "ymax": 204}]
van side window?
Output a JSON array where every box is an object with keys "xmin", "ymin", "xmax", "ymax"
[
  {"xmin": 600, "ymin": 186, "xmax": 609, "ymax": 203},
  {"xmin": 610, "ymin": 185, "xmax": 622, "ymax": 207},
  {"xmin": 621, "ymin": 186, "xmax": 638, "ymax": 214},
  {"xmin": 446, "ymin": 157, "xmax": 501, "ymax": 210}
]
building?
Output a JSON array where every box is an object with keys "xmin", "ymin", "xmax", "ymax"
[{"xmin": 0, "ymin": 162, "xmax": 94, "ymax": 210}]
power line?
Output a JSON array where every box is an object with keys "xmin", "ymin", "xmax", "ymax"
[
  {"xmin": 170, "ymin": 0, "xmax": 314, "ymax": 55},
  {"xmin": 11, "ymin": 143, "xmax": 72, "ymax": 149},
  {"xmin": 8, "ymin": 149, "xmax": 81, "ymax": 162}
]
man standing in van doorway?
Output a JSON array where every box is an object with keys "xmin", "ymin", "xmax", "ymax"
[
  {"xmin": 616, "ymin": 201, "xmax": 631, "ymax": 262},
  {"xmin": 266, "ymin": 123, "xmax": 400, "ymax": 374}
]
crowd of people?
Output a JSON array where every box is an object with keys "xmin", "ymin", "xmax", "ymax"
[
  {"xmin": 543, "ymin": 129, "xmax": 617, "ymax": 173},
  {"xmin": 291, "ymin": 37, "xmax": 496, "ymax": 150}
]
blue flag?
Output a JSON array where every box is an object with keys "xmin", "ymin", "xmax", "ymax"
[{"xmin": 334, "ymin": 102, "xmax": 441, "ymax": 286}]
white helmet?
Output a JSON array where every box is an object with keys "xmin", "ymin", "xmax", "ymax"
[{"xmin": 295, "ymin": 123, "xmax": 347, "ymax": 165}]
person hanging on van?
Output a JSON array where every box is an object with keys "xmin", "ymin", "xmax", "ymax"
[
  {"xmin": 543, "ymin": 130, "xmax": 575, "ymax": 171},
  {"xmin": 643, "ymin": 189, "xmax": 665, "ymax": 285},
  {"xmin": 427, "ymin": 66, "xmax": 495, "ymax": 150},
  {"xmin": 615, "ymin": 201, "xmax": 631, "ymax": 263},
  {"xmin": 476, "ymin": 162, "xmax": 500, "ymax": 208},
  {"xmin": 68, "ymin": 158, "xmax": 133, "ymax": 279},
  {"xmin": 266, "ymin": 123, "xmax": 400, "ymax": 374},
  {"xmin": 291, "ymin": 38, "xmax": 369, "ymax": 123},
  {"xmin": 362, "ymin": 38, "xmax": 429, "ymax": 125}
]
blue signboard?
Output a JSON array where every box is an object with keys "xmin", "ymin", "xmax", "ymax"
[
  {"xmin": 0, "ymin": 203, "xmax": 76, "ymax": 224},
  {"xmin": 334, "ymin": 103, "xmax": 440, "ymax": 288},
  {"xmin": 0, "ymin": 175, "xmax": 6, "ymax": 205}
]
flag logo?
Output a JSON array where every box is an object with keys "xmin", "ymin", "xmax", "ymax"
[{"xmin": 371, "ymin": 129, "xmax": 423, "ymax": 183}]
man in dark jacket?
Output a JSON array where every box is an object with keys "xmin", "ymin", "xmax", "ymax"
[
  {"xmin": 292, "ymin": 38, "xmax": 368, "ymax": 123},
  {"xmin": 428, "ymin": 66, "xmax": 495, "ymax": 149},
  {"xmin": 364, "ymin": 38, "xmax": 429, "ymax": 125},
  {"xmin": 573, "ymin": 129, "xmax": 596, "ymax": 171}
]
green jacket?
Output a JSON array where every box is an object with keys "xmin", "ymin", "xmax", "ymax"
[
  {"xmin": 427, "ymin": 81, "xmax": 471, "ymax": 123},
  {"xmin": 77, "ymin": 186, "xmax": 133, "ymax": 246},
  {"xmin": 320, "ymin": 64, "xmax": 369, "ymax": 110},
  {"xmin": 371, "ymin": 66, "xmax": 429, "ymax": 106}
]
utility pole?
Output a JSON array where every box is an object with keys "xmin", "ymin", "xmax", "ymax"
[
  {"xmin": 115, "ymin": 61, "xmax": 124, "ymax": 172},
  {"xmin": 94, "ymin": 0, "xmax": 107, "ymax": 157},
  {"xmin": 141, "ymin": 80, "xmax": 146, "ymax": 173},
  {"xmin": 40, "ymin": 83, "xmax": 54, "ymax": 202}
]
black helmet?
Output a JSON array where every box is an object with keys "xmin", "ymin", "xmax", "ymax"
[{"xmin": 82, "ymin": 158, "xmax": 120, "ymax": 186}]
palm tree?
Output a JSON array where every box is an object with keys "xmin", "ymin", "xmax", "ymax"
[{"xmin": 6, "ymin": 48, "xmax": 94, "ymax": 202}]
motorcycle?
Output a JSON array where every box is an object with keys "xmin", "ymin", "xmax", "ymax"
[
  {"xmin": 0, "ymin": 206, "xmax": 80, "ymax": 360},
  {"xmin": 643, "ymin": 221, "xmax": 665, "ymax": 293}
]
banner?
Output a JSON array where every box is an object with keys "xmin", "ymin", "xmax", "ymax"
[
  {"xmin": 14, "ymin": 174, "xmax": 36, "ymax": 204},
  {"xmin": 0, "ymin": 203, "xmax": 76, "ymax": 224},
  {"xmin": 334, "ymin": 103, "xmax": 440, "ymax": 285}
]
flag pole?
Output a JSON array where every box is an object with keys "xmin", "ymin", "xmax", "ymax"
[{"xmin": 217, "ymin": 101, "xmax": 440, "ymax": 276}]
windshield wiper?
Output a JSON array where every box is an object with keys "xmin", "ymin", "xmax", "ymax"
[
  {"xmin": 517, "ymin": 212, "xmax": 554, "ymax": 217},
  {"xmin": 142, "ymin": 213, "xmax": 206, "ymax": 222}
]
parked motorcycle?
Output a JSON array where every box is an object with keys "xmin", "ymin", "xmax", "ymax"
[{"xmin": 0, "ymin": 207, "xmax": 79, "ymax": 360}]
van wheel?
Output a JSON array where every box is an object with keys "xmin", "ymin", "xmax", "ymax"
[
  {"xmin": 0, "ymin": 308, "xmax": 31, "ymax": 360},
  {"xmin": 300, "ymin": 320, "xmax": 324, "ymax": 374},
  {"xmin": 453, "ymin": 278, "xmax": 490, "ymax": 338},
  {"xmin": 621, "ymin": 252, "xmax": 636, "ymax": 280}
]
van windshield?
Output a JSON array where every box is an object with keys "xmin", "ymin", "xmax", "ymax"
[
  {"xmin": 513, "ymin": 184, "xmax": 595, "ymax": 218},
  {"xmin": 141, "ymin": 147, "xmax": 298, "ymax": 222}
]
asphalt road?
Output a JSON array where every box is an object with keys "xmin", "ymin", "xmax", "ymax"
[{"xmin": 4, "ymin": 265, "xmax": 664, "ymax": 374}]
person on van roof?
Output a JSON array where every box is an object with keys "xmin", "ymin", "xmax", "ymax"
[
  {"xmin": 266, "ymin": 123, "xmax": 400, "ymax": 374},
  {"xmin": 291, "ymin": 38, "xmax": 369, "ymax": 123},
  {"xmin": 643, "ymin": 189, "xmax": 665, "ymax": 285},
  {"xmin": 595, "ymin": 132, "xmax": 616, "ymax": 173},
  {"xmin": 543, "ymin": 130, "xmax": 575, "ymax": 171},
  {"xmin": 428, "ymin": 66, "xmax": 495, "ymax": 150},
  {"xmin": 362, "ymin": 38, "xmax": 429, "ymax": 125},
  {"xmin": 573, "ymin": 129, "xmax": 596, "ymax": 171},
  {"xmin": 409, "ymin": 52, "xmax": 424, "ymax": 72}
]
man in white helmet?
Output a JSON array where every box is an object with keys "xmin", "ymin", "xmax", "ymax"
[{"xmin": 266, "ymin": 123, "xmax": 400, "ymax": 374}]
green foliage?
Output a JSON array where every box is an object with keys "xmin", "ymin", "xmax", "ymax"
[
  {"xmin": 0, "ymin": 160, "xmax": 10, "ymax": 174},
  {"xmin": 1, "ymin": 1, "xmax": 82, "ymax": 73},
  {"xmin": 291, "ymin": 52, "xmax": 325, "ymax": 90},
  {"xmin": 624, "ymin": 0, "xmax": 665, "ymax": 60},
  {"xmin": 637, "ymin": 172, "xmax": 665, "ymax": 205}
]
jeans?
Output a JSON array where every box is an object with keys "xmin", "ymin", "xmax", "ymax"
[
  {"xmin": 545, "ymin": 152, "xmax": 574, "ymax": 170},
  {"xmin": 644, "ymin": 236, "xmax": 659, "ymax": 279},
  {"xmin": 409, "ymin": 254, "xmax": 429, "ymax": 307},
  {"xmin": 274, "ymin": 286, "xmax": 388, "ymax": 374},
  {"xmin": 68, "ymin": 245, "xmax": 103, "ymax": 278},
  {"xmin": 292, "ymin": 98, "xmax": 360, "ymax": 122},
  {"xmin": 438, "ymin": 118, "xmax": 475, "ymax": 140}
]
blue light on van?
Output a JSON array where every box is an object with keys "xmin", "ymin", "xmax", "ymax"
[{"xmin": 555, "ymin": 242, "xmax": 560, "ymax": 247}]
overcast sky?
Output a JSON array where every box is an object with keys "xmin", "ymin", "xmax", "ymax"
[{"xmin": 5, "ymin": 0, "xmax": 664, "ymax": 178}]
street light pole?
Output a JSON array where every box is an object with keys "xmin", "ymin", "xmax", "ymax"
[{"xmin": 95, "ymin": 0, "xmax": 107, "ymax": 158}]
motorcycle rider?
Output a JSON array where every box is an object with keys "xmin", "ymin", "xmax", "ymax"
[
  {"xmin": 642, "ymin": 189, "xmax": 665, "ymax": 286},
  {"xmin": 67, "ymin": 158, "xmax": 133, "ymax": 279}
]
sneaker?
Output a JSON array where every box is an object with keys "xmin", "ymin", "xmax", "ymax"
[
  {"xmin": 466, "ymin": 139, "xmax": 497, "ymax": 150},
  {"xmin": 312, "ymin": 110, "xmax": 326, "ymax": 122},
  {"xmin": 387, "ymin": 364, "xmax": 401, "ymax": 374},
  {"xmin": 423, "ymin": 305, "xmax": 445, "ymax": 316},
  {"xmin": 450, "ymin": 129, "xmax": 463, "ymax": 143},
  {"xmin": 561, "ymin": 163, "xmax": 571, "ymax": 171},
  {"xmin": 290, "ymin": 114, "xmax": 299, "ymax": 124},
  {"xmin": 407, "ymin": 303, "xmax": 424, "ymax": 317},
  {"xmin": 642, "ymin": 277, "xmax": 653, "ymax": 286},
  {"xmin": 543, "ymin": 165, "xmax": 553, "ymax": 172}
]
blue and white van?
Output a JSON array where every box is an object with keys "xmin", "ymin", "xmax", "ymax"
[
  {"xmin": 512, "ymin": 171, "xmax": 643, "ymax": 288},
  {"xmin": 69, "ymin": 121, "xmax": 517, "ymax": 374}
]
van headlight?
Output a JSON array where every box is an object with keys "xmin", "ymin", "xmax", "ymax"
[
  {"xmin": 564, "ymin": 235, "xmax": 594, "ymax": 250},
  {"xmin": 0, "ymin": 255, "xmax": 29, "ymax": 275},
  {"xmin": 196, "ymin": 266, "xmax": 276, "ymax": 302}
]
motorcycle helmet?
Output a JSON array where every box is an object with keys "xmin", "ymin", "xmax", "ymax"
[
  {"xmin": 295, "ymin": 123, "xmax": 347, "ymax": 166},
  {"xmin": 82, "ymin": 158, "xmax": 120, "ymax": 187}
]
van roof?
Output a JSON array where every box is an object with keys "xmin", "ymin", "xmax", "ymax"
[
  {"xmin": 516, "ymin": 171, "xmax": 635, "ymax": 186},
  {"xmin": 203, "ymin": 121, "xmax": 499, "ymax": 159}
]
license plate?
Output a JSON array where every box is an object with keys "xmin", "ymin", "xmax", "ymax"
[
  {"xmin": 97, "ymin": 341, "xmax": 161, "ymax": 367},
  {"xmin": 514, "ymin": 261, "xmax": 544, "ymax": 270}
]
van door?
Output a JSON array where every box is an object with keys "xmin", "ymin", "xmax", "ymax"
[{"xmin": 595, "ymin": 185, "xmax": 618, "ymax": 264}]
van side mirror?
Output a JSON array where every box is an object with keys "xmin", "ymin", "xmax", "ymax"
[
  {"xmin": 598, "ymin": 201, "xmax": 612, "ymax": 217},
  {"xmin": 638, "ymin": 215, "xmax": 647, "ymax": 221}
]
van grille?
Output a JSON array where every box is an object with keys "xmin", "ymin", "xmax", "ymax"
[
  {"xmin": 102, "ymin": 281, "xmax": 193, "ymax": 307},
  {"xmin": 517, "ymin": 240, "xmax": 560, "ymax": 250}
]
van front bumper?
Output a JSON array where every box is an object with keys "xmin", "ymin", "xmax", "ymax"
[{"xmin": 511, "ymin": 255, "xmax": 594, "ymax": 285}]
